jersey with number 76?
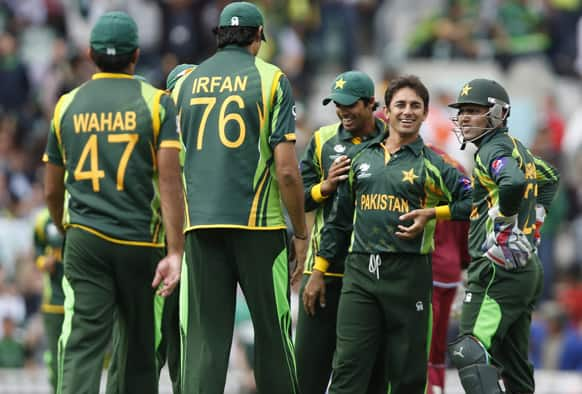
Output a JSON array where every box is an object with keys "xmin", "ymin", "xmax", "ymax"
[
  {"xmin": 172, "ymin": 46, "xmax": 296, "ymax": 230},
  {"xmin": 44, "ymin": 73, "xmax": 181, "ymax": 246}
]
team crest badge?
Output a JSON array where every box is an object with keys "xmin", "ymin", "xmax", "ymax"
[
  {"xmin": 334, "ymin": 144, "xmax": 346, "ymax": 153},
  {"xmin": 402, "ymin": 168, "xmax": 418, "ymax": 184},
  {"xmin": 230, "ymin": 16, "xmax": 239, "ymax": 26}
]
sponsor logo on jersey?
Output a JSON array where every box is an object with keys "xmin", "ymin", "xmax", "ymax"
[
  {"xmin": 334, "ymin": 144, "xmax": 346, "ymax": 153},
  {"xmin": 357, "ymin": 162, "xmax": 372, "ymax": 179}
]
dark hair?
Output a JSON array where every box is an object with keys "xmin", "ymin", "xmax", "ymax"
[
  {"xmin": 91, "ymin": 50, "xmax": 136, "ymax": 73},
  {"xmin": 361, "ymin": 98, "xmax": 380, "ymax": 111},
  {"xmin": 214, "ymin": 26, "xmax": 259, "ymax": 48},
  {"xmin": 384, "ymin": 75, "xmax": 429, "ymax": 111}
]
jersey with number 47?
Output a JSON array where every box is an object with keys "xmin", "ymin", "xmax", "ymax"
[
  {"xmin": 44, "ymin": 73, "xmax": 181, "ymax": 246},
  {"xmin": 173, "ymin": 45, "xmax": 296, "ymax": 230}
]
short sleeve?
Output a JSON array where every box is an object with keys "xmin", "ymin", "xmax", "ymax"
[{"xmin": 268, "ymin": 73, "xmax": 296, "ymax": 148}]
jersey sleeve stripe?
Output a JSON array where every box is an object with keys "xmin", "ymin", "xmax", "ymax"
[
  {"xmin": 269, "ymin": 70, "xmax": 283, "ymax": 109},
  {"xmin": 284, "ymin": 133, "xmax": 296, "ymax": 141},
  {"xmin": 160, "ymin": 141, "xmax": 182, "ymax": 149},
  {"xmin": 151, "ymin": 90, "xmax": 165, "ymax": 148}
]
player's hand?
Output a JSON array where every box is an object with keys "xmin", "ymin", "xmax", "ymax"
[
  {"xmin": 152, "ymin": 252, "xmax": 182, "ymax": 297},
  {"xmin": 483, "ymin": 207, "xmax": 533, "ymax": 270},
  {"xmin": 290, "ymin": 236, "xmax": 308, "ymax": 286},
  {"xmin": 303, "ymin": 269, "xmax": 326, "ymax": 316},
  {"xmin": 42, "ymin": 256, "xmax": 57, "ymax": 274},
  {"xmin": 396, "ymin": 208, "xmax": 434, "ymax": 240},
  {"xmin": 320, "ymin": 155, "xmax": 351, "ymax": 196}
]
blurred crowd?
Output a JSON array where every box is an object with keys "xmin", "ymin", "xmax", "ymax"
[{"xmin": 1, "ymin": 0, "xmax": 582, "ymax": 383}]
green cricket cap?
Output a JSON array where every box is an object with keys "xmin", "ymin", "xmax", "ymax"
[
  {"xmin": 323, "ymin": 71, "xmax": 375, "ymax": 106},
  {"xmin": 90, "ymin": 11, "xmax": 139, "ymax": 55},
  {"xmin": 218, "ymin": 2, "xmax": 266, "ymax": 41},
  {"xmin": 166, "ymin": 64, "xmax": 196, "ymax": 91}
]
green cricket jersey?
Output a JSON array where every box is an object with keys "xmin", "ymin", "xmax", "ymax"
[
  {"xmin": 172, "ymin": 45, "xmax": 296, "ymax": 230},
  {"xmin": 318, "ymin": 135, "xmax": 472, "ymax": 268},
  {"xmin": 34, "ymin": 208, "xmax": 64, "ymax": 313},
  {"xmin": 44, "ymin": 73, "xmax": 181, "ymax": 246},
  {"xmin": 301, "ymin": 119, "xmax": 386, "ymax": 275},
  {"xmin": 468, "ymin": 129, "xmax": 559, "ymax": 259}
]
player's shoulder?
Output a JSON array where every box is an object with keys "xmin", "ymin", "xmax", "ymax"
[
  {"xmin": 254, "ymin": 56, "xmax": 282, "ymax": 73},
  {"xmin": 316, "ymin": 122, "xmax": 341, "ymax": 143}
]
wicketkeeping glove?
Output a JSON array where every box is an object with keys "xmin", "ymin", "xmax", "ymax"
[{"xmin": 483, "ymin": 206, "xmax": 533, "ymax": 270}]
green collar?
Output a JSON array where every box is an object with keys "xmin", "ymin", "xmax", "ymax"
[
  {"xmin": 476, "ymin": 127, "xmax": 509, "ymax": 151},
  {"xmin": 219, "ymin": 45, "xmax": 252, "ymax": 54},
  {"xmin": 375, "ymin": 134, "xmax": 425, "ymax": 156}
]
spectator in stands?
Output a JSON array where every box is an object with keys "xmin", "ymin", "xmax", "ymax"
[
  {"xmin": 491, "ymin": 0, "xmax": 550, "ymax": 70},
  {"xmin": 408, "ymin": 0, "xmax": 483, "ymax": 60},
  {"xmin": 0, "ymin": 316, "xmax": 25, "ymax": 368},
  {"xmin": 0, "ymin": 32, "xmax": 30, "ymax": 113}
]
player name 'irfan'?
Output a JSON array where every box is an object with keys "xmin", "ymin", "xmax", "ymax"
[
  {"xmin": 360, "ymin": 194, "xmax": 410, "ymax": 213},
  {"xmin": 191, "ymin": 76, "xmax": 248, "ymax": 94},
  {"xmin": 73, "ymin": 112, "xmax": 137, "ymax": 133}
]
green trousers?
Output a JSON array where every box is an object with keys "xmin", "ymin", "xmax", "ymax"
[
  {"xmin": 295, "ymin": 274, "xmax": 342, "ymax": 393},
  {"xmin": 180, "ymin": 229, "xmax": 298, "ymax": 394},
  {"xmin": 58, "ymin": 227, "xmax": 163, "ymax": 394},
  {"xmin": 158, "ymin": 287, "xmax": 181, "ymax": 393},
  {"xmin": 458, "ymin": 256, "xmax": 543, "ymax": 393},
  {"xmin": 107, "ymin": 287, "xmax": 181, "ymax": 394},
  {"xmin": 44, "ymin": 312, "xmax": 64, "ymax": 394},
  {"xmin": 329, "ymin": 253, "xmax": 432, "ymax": 394}
]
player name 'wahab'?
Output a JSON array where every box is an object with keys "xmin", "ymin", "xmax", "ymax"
[
  {"xmin": 360, "ymin": 194, "xmax": 410, "ymax": 213},
  {"xmin": 73, "ymin": 112, "xmax": 137, "ymax": 133}
]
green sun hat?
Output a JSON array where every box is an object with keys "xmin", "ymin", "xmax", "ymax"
[
  {"xmin": 218, "ymin": 2, "xmax": 266, "ymax": 41},
  {"xmin": 166, "ymin": 64, "xmax": 196, "ymax": 92},
  {"xmin": 90, "ymin": 11, "xmax": 139, "ymax": 55},
  {"xmin": 322, "ymin": 71, "xmax": 375, "ymax": 106}
]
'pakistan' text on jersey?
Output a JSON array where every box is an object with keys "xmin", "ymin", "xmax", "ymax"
[
  {"xmin": 34, "ymin": 209, "xmax": 64, "ymax": 313},
  {"xmin": 301, "ymin": 119, "xmax": 386, "ymax": 275},
  {"xmin": 469, "ymin": 130, "xmax": 559, "ymax": 259},
  {"xmin": 173, "ymin": 45, "xmax": 295, "ymax": 230},
  {"xmin": 319, "ymin": 136, "xmax": 472, "ymax": 267},
  {"xmin": 44, "ymin": 74, "xmax": 181, "ymax": 246}
]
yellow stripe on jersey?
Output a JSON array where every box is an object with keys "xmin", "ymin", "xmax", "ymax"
[
  {"xmin": 303, "ymin": 269, "xmax": 343, "ymax": 278},
  {"xmin": 41, "ymin": 304, "xmax": 65, "ymax": 314},
  {"xmin": 185, "ymin": 224, "xmax": 288, "ymax": 233},
  {"xmin": 68, "ymin": 224, "xmax": 165, "ymax": 248},
  {"xmin": 149, "ymin": 142, "xmax": 157, "ymax": 171},
  {"xmin": 92, "ymin": 72, "xmax": 134, "ymax": 80},
  {"xmin": 152, "ymin": 90, "xmax": 165, "ymax": 148},
  {"xmin": 284, "ymin": 133, "xmax": 296, "ymax": 141},
  {"xmin": 314, "ymin": 131, "xmax": 324, "ymax": 180},
  {"xmin": 160, "ymin": 141, "xmax": 182, "ymax": 150},
  {"xmin": 53, "ymin": 95, "xmax": 67, "ymax": 153},
  {"xmin": 270, "ymin": 70, "xmax": 283, "ymax": 109},
  {"xmin": 248, "ymin": 170, "xmax": 270, "ymax": 227}
]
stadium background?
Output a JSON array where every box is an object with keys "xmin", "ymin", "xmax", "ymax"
[{"xmin": 0, "ymin": 0, "xmax": 581, "ymax": 392}]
